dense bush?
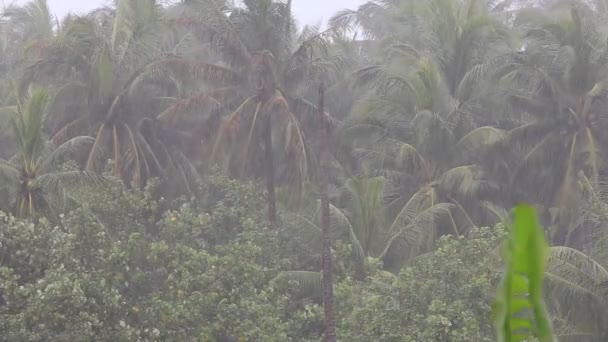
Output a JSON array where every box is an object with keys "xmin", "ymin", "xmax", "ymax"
[
  {"xmin": 336, "ymin": 227, "xmax": 504, "ymax": 342},
  {"xmin": 0, "ymin": 171, "xmax": 510, "ymax": 341},
  {"xmin": 0, "ymin": 174, "xmax": 321, "ymax": 341}
]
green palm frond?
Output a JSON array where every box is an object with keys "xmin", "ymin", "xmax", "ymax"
[
  {"xmin": 481, "ymin": 200, "xmax": 509, "ymax": 224},
  {"xmin": 546, "ymin": 246, "xmax": 608, "ymax": 301},
  {"xmin": 436, "ymin": 165, "xmax": 485, "ymax": 199},
  {"xmin": 328, "ymin": 202, "xmax": 366, "ymax": 264},
  {"xmin": 156, "ymin": 92, "xmax": 222, "ymax": 124},
  {"xmin": 453, "ymin": 126, "xmax": 507, "ymax": 163},
  {"xmin": 7, "ymin": 88, "xmax": 49, "ymax": 173},
  {"xmin": 43, "ymin": 81, "xmax": 88, "ymax": 135},
  {"xmin": 38, "ymin": 136, "xmax": 94, "ymax": 173},
  {"xmin": 2, "ymin": 0, "xmax": 55, "ymax": 42},
  {"xmin": 167, "ymin": 148, "xmax": 202, "ymax": 195},
  {"xmin": 128, "ymin": 58, "xmax": 240, "ymax": 96},
  {"xmin": 0, "ymin": 159, "xmax": 20, "ymax": 183},
  {"xmin": 544, "ymin": 246, "xmax": 608, "ymax": 339},
  {"xmin": 382, "ymin": 202, "xmax": 455, "ymax": 260},
  {"xmin": 329, "ymin": 1, "xmax": 391, "ymax": 38},
  {"xmin": 173, "ymin": 12, "xmax": 252, "ymax": 68},
  {"xmin": 50, "ymin": 117, "xmax": 89, "ymax": 146},
  {"xmin": 34, "ymin": 170, "xmax": 106, "ymax": 195},
  {"xmin": 85, "ymin": 123, "xmax": 111, "ymax": 173}
]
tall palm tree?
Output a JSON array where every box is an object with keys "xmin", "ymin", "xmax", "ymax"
[
  {"xmin": 0, "ymin": 88, "xmax": 100, "ymax": 218},
  {"xmin": 328, "ymin": 0, "xmax": 511, "ymax": 233},
  {"xmin": 333, "ymin": 0, "xmax": 512, "ymax": 129},
  {"xmin": 317, "ymin": 84, "xmax": 337, "ymax": 342},
  {"xmin": 342, "ymin": 70, "xmax": 504, "ymax": 245},
  {"xmin": 285, "ymin": 173, "xmax": 457, "ymax": 280},
  {"xmin": 19, "ymin": 0, "xmax": 225, "ymax": 187},
  {"xmin": 1, "ymin": 0, "xmax": 55, "ymax": 44},
  {"xmin": 544, "ymin": 245, "xmax": 608, "ymax": 341},
  {"xmin": 543, "ymin": 180, "xmax": 608, "ymax": 340},
  {"xmin": 177, "ymin": 0, "xmax": 342, "ymax": 226},
  {"xmin": 498, "ymin": 1, "xmax": 608, "ymax": 244},
  {"xmin": 0, "ymin": 0, "xmax": 56, "ymax": 158}
]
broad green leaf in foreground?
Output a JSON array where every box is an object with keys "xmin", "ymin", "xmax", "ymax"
[{"xmin": 494, "ymin": 204, "xmax": 554, "ymax": 342}]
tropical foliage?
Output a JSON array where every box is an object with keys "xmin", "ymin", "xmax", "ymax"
[{"xmin": 1, "ymin": 0, "xmax": 607, "ymax": 340}]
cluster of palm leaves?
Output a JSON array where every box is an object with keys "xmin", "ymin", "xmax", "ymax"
[
  {"xmin": 321, "ymin": 0, "xmax": 608, "ymax": 339},
  {"xmin": 0, "ymin": 0, "xmax": 343, "ymax": 219},
  {"xmin": 3, "ymin": 0, "xmax": 608, "ymax": 339}
]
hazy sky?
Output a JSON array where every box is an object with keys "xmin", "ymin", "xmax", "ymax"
[{"xmin": 10, "ymin": 0, "xmax": 362, "ymax": 25}]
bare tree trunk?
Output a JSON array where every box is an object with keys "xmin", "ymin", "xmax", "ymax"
[
  {"xmin": 318, "ymin": 84, "xmax": 337, "ymax": 342},
  {"xmin": 264, "ymin": 115, "xmax": 277, "ymax": 228}
]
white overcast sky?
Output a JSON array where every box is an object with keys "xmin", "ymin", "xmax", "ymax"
[{"xmin": 9, "ymin": 0, "xmax": 362, "ymax": 26}]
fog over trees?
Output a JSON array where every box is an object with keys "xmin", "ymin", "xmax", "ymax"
[{"xmin": 1, "ymin": 0, "xmax": 607, "ymax": 341}]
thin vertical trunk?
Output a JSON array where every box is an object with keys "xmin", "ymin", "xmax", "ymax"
[
  {"xmin": 264, "ymin": 115, "xmax": 277, "ymax": 228},
  {"xmin": 318, "ymin": 84, "xmax": 337, "ymax": 342}
]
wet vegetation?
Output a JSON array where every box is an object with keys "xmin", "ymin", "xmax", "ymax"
[{"xmin": 0, "ymin": 0, "xmax": 607, "ymax": 340}]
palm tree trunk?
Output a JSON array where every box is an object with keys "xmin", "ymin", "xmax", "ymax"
[
  {"xmin": 264, "ymin": 115, "xmax": 277, "ymax": 228},
  {"xmin": 318, "ymin": 84, "xmax": 337, "ymax": 342}
]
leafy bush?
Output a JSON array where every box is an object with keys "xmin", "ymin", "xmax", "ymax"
[
  {"xmin": 0, "ymin": 173, "xmax": 318, "ymax": 341},
  {"xmin": 336, "ymin": 227, "xmax": 504, "ymax": 342}
]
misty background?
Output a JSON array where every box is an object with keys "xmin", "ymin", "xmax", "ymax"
[
  {"xmin": 10, "ymin": 0, "xmax": 361, "ymax": 25},
  {"xmin": 1, "ymin": 0, "xmax": 606, "ymax": 341}
]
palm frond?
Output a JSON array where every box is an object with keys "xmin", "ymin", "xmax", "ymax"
[
  {"xmin": 156, "ymin": 91, "xmax": 222, "ymax": 124},
  {"xmin": 35, "ymin": 170, "xmax": 107, "ymax": 195},
  {"xmin": 173, "ymin": 15, "xmax": 252, "ymax": 68},
  {"xmin": 38, "ymin": 136, "xmax": 94, "ymax": 174},
  {"xmin": 0, "ymin": 159, "xmax": 20, "ymax": 183},
  {"xmin": 129, "ymin": 58, "xmax": 240, "ymax": 95},
  {"xmin": 546, "ymin": 246, "xmax": 608, "ymax": 300},
  {"xmin": 436, "ymin": 165, "xmax": 486, "ymax": 199},
  {"xmin": 50, "ymin": 117, "xmax": 89, "ymax": 146},
  {"xmin": 329, "ymin": 202, "xmax": 366, "ymax": 264},
  {"xmin": 85, "ymin": 123, "xmax": 111, "ymax": 172},
  {"xmin": 453, "ymin": 126, "xmax": 507, "ymax": 163},
  {"xmin": 381, "ymin": 202, "xmax": 455, "ymax": 260},
  {"xmin": 280, "ymin": 271, "xmax": 322, "ymax": 297}
]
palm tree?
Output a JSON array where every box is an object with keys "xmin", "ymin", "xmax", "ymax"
[
  {"xmin": 1, "ymin": 0, "xmax": 55, "ymax": 44},
  {"xmin": 328, "ymin": 0, "xmax": 511, "ymax": 233},
  {"xmin": 544, "ymin": 245, "xmax": 608, "ymax": 341},
  {"xmin": 0, "ymin": 0, "xmax": 56, "ymax": 158},
  {"xmin": 507, "ymin": 173, "xmax": 608, "ymax": 340},
  {"xmin": 18, "ymin": 0, "xmax": 225, "ymax": 187},
  {"xmin": 177, "ymin": 0, "xmax": 342, "ymax": 226},
  {"xmin": 285, "ymin": 173, "xmax": 457, "ymax": 281},
  {"xmin": 498, "ymin": 2, "xmax": 608, "ymax": 244},
  {"xmin": 0, "ymin": 88, "xmax": 100, "ymax": 218},
  {"xmin": 333, "ymin": 0, "xmax": 512, "ymax": 128},
  {"xmin": 317, "ymin": 84, "xmax": 337, "ymax": 342},
  {"xmin": 544, "ymin": 192, "xmax": 608, "ymax": 341}
]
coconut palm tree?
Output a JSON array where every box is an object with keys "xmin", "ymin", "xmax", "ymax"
[
  {"xmin": 316, "ymin": 84, "xmax": 337, "ymax": 342},
  {"xmin": 543, "ymin": 184, "xmax": 608, "ymax": 341},
  {"xmin": 285, "ymin": 173, "xmax": 457, "ymax": 279},
  {"xmin": 177, "ymin": 0, "xmax": 343, "ymax": 226},
  {"xmin": 1, "ymin": 0, "xmax": 55, "ymax": 45},
  {"xmin": 0, "ymin": 88, "xmax": 101, "ymax": 219},
  {"xmin": 0, "ymin": 0, "xmax": 57, "ymax": 158},
  {"xmin": 498, "ymin": 1, "xmax": 608, "ymax": 244},
  {"xmin": 17, "ymin": 0, "xmax": 229, "ymax": 188},
  {"xmin": 342, "ymin": 67, "xmax": 505, "ymax": 245},
  {"xmin": 544, "ymin": 245, "xmax": 608, "ymax": 341},
  {"xmin": 333, "ymin": 0, "xmax": 512, "ymax": 129},
  {"xmin": 328, "ymin": 0, "xmax": 511, "ymax": 232}
]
